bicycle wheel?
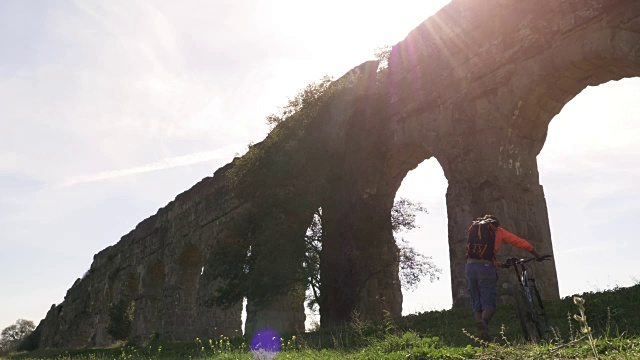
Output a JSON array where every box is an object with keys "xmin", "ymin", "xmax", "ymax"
[
  {"xmin": 528, "ymin": 280, "xmax": 550, "ymax": 341},
  {"xmin": 512, "ymin": 285, "xmax": 537, "ymax": 342}
]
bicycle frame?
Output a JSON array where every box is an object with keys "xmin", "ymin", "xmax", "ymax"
[
  {"xmin": 502, "ymin": 256, "xmax": 551, "ymax": 342},
  {"xmin": 512, "ymin": 261, "xmax": 536, "ymax": 305}
]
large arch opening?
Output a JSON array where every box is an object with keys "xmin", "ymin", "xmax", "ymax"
[
  {"xmin": 131, "ymin": 259, "xmax": 165, "ymax": 345},
  {"xmin": 303, "ymin": 208, "xmax": 322, "ymax": 331},
  {"xmin": 196, "ymin": 255, "xmax": 243, "ymax": 340},
  {"xmin": 393, "ymin": 158, "xmax": 451, "ymax": 314},
  {"xmin": 161, "ymin": 242, "xmax": 203, "ymax": 341},
  {"xmin": 106, "ymin": 271, "xmax": 138, "ymax": 343},
  {"xmin": 538, "ymin": 77, "xmax": 640, "ymax": 296}
]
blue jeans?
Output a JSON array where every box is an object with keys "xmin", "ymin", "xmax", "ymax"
[{"xmin": 465, "ymin": 262, "xmax": 497, "ymax": 312}]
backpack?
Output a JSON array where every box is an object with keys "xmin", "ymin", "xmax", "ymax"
[{"xmin": 466, "ymin": 217, "xmax": 499, "ymax": 261}]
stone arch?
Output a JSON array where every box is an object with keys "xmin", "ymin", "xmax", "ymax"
[
  {"xmin": 92, "ymin": 267, "xmax": 118, "ymax": 346},
  {"xmin": 537, "ymin": 77, "xmax": 640, "ymax": 295},
  {"xmin": 494, "ymin": 33, "xmax": 640, "ymax": 302},
  {"xmin": 177, "ymin": 243, "xmax": 203, "ymax": 289},
  {"xmin": 301, "ymin": 207, "xmax": 323, "ymax": 326},
  {"xmin": 161, "ymin": 243, "xmax": 203, "ymax": 341},
  {"xmin": 507, "ymin": 33, "xmax": 640, "ymax": 155},
  {"xmin": 104, "ymin": 271, "xmax": 139, "ymax": 343},
  {"xmin": 243, "ymin": 209, "xmax": 311, "ymax": 336},
  {"xmin": 131, "ymin": 259, "xmax": 166, "ymax": 345},
  {"xmin": 379, "ymin": 142, "xmax": 460, "ymax": 311},
  {"xmin": 485, "ymin": 24, "xmax": 640, "ymax": 304},
  {"xmin": 392, "ymin": 156, "xmax": 451, "ymax": 311},
  {"xmin": 194, "ymin": 252, "xmax": 243, "ymax": 340},
  {"xmin": 318, "ymin": 82, "xmax": 436, "ymax": 326},
  {"xmin": 382, "ymin": 0, "xmax": 640, "ymax": 309}
]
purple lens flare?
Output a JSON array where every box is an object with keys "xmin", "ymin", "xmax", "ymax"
[{"xmin": 250, "ymin": 328, "xmax": 281, "ymax": 353}]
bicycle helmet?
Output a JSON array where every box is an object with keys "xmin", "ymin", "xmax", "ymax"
[{"xmin": 482, "ymin": 214, "xmax": 500, "ymax": 227}]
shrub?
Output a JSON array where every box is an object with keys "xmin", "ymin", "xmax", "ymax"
[{"xmin": 106, "ymin": 299, "xmax": 135, "ymax": 341}]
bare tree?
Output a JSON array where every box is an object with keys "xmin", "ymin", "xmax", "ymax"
[{"xmin": 304, "ymin": 198, "xmax": 441, "ymax": 310}]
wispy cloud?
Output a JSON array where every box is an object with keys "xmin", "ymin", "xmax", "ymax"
[{"xmin": 62, "ymin": 144, "xmax": 244, "ymax": 187}]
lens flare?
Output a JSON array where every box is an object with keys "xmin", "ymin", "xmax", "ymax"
[{"xmin": 251, "ymin": 328, "xmax": 280, "ymax": 356}]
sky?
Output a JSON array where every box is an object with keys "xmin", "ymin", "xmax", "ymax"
[{"xmin": 1, "ymin": 0, "xmax": 638, "ymax": 332}]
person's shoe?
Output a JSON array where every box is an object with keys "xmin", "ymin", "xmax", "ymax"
[
  {"xmin": 476, "ymin": 320, "xmax": 490, "ymax": 342},
  {"xmin": 480, "ymin": 331, "xmax": 491, "ymax": 342}
]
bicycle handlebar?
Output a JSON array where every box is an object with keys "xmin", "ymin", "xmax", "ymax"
[{"xmin": 499, "ymin": 255, "xmax": 552, "ymax": 268}]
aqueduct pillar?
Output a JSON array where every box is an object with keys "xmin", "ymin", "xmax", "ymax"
[
  {"xmin": 438, "ymin": 143, "xmax": 559, "ymax": 307},
  {"xmin": 319, "ymin": 74, "xmax": 404, "ymax": 327}
]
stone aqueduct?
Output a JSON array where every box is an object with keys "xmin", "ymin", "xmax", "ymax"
[{"xmin": 33, "ymin": 0, "xmax": 639, "ymax": 349}]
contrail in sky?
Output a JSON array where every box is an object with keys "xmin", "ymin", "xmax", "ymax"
[{"xmin": 62, "ymin": 144, "xmax": 244, "ymax": 187}]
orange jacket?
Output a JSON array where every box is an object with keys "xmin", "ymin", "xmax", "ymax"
[
  {"xmin": 494, "ymin": 227, "xmax": 534, "ymax": 253},
  {"xmin": 493, "ymin": 227, "xmax": 534, "ymax": 268}
]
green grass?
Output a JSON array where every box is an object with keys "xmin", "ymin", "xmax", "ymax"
[
  {"xmin": 5, "ymin": 284, "xmax": 640, "ymax": 359},
  {"xmin": 398, "ymin": 283, "xmax": 640, "ymax": 347}
]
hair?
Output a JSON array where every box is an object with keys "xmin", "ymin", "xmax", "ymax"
[{"xmin": 482, "ymin": 214, "xmax": 500, "ymax": 227}]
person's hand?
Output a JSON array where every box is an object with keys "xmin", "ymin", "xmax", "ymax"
[{"xmin": 537, "ymin": 254, "xmax": 552, "ymax": 262}]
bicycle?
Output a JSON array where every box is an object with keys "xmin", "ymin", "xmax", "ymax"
[{"xmin": 500, "ymin": 255, "xmax": 552, "ymax": 342}]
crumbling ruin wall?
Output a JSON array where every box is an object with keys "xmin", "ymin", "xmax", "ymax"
[
  {"xmin": 36, "ymin": 164, "xmax": 248, "ymax": 348},
  {"xmin": 32, "ymin": 0, "xmax": 640, "ymax": 349},
  {"xmin": 31, "ymin": 64, "xmax": 374, "ymax": 349}
]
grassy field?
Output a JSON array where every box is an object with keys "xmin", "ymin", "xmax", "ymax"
[{"xmin": 4, "ymin": 284, "xmax": 640, "ymax": 359}]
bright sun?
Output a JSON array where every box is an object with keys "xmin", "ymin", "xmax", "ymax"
[
  {"xmin": 271, "ymin": 0, "xmax": 451, "ymax": 50},
  {"xmin": 336, "ymin": 0, "xmax": 451, "ymax": 45}
]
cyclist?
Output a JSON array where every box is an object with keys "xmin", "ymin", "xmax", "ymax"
[{"xmin": 465, "ymin": 214, "xmax": 543, "ymax": 342}]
